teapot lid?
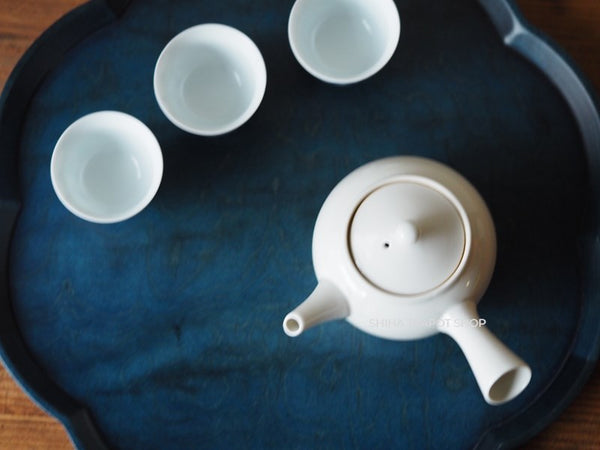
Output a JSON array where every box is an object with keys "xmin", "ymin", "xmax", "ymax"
[{"xmin": 349, "ymin": 179, "xmax": 466, "ymax": 296}]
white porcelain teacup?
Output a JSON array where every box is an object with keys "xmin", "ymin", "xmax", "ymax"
[
  {"xmin": 154, "ymin": 24, "xmax": 267, "ymax": 136},
  {"xmin": 288, "ymin": 0, "xmax": 401, "ymax": 84},
  {"xmin": 50, "ymin": 111, "xmax": 163, "ymax": 224}
]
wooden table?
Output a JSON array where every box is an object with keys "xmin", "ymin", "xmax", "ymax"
[{"xmin": 0, "ymin": 0, "xmax": 599, "ymax": 448}]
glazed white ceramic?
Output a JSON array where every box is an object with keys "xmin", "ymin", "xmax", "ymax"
[
  {"xmin": 288, "ymin": 0, "xmax": 400, "ymax": 84},
  {"xmin": 50, "ymin": 111, "xmax": 163, "ymax": 224},
  {"xmin": 283, "ymin": 156, "xmax": 531, "ymax": 405},
  {"xmin": 154, "ymin": 24, "xmax": 267, "ymax": 136}
]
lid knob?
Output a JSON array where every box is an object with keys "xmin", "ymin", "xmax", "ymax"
[{"xmin": 394, "ymin": 221, "xmax": 419, "ymax": 245}]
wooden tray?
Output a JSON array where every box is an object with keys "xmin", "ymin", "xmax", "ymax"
[{"xmin": 1, "ymin": 0, "xmax": 599, "ymax": 448}]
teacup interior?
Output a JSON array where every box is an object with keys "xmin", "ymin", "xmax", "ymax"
[
  {"xmin": 154, "ymin": 25, "xmax": 265, "ymax": 135},
  {"xmin": 290, "ymin": 0, "xmax": 399, "ymax": 82},
  {"xmin": 163, "ymin": 45, "xmax": 254, "ymax": 132},
  {"xmin": 52, "ymin": 113, "xmax": 162, "ymax": 222}
]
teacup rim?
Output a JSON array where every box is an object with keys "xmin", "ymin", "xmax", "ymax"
[
  {"xmin": 50, "ymin": 110, "xmax": 163, "ymax": 224},
  {"xmin": 288, "ymin": 0, "xmax": 401, "ymax": 85},
  {"xmin": 153, "ymin": 23, "xmax": 267, "ymax": 136}
]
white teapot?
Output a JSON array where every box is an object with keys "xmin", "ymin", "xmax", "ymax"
[{"xmin": 283, "ymin": 156, "xmax": 531, "ymax": 405}]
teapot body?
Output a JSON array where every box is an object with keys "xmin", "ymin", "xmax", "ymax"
[{"xmin": 311, "ymin": 156, "xmax": 496, "ymax": 339}]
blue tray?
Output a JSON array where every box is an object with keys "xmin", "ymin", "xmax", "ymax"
[{"xmin": 1, "ymin": 0, "xmax": 600, "ymax": 448}]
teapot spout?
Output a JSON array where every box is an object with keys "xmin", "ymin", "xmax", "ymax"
[
  {"xmin": 283, "ymin": 280, "xmax": 350, "ymax": 337},
  {"xmin": 438, "ymin": 301, "xmax": 531, "ymax": 405}
]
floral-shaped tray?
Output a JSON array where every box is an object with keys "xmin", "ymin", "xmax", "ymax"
[{"xmin": 1, "ymin": 0, "xmax": 599, "ymax": 448}]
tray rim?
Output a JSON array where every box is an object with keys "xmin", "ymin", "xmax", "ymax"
[
  {"xmin": 1, "ymin": 0, "xmax": 599, "ymax": 449},
  {"xmin": 0, "ymin": 2, "xmax": 130, "ymax": 448}
]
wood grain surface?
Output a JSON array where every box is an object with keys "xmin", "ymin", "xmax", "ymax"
[{"xmin": 0, "ymin": 0, "xmax": 599, "ymax": 448}]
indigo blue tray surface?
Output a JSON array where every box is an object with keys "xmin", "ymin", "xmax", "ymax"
[{"xmin": 1, "ymin": 0, "xmax": 599, "ymax": 449}]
